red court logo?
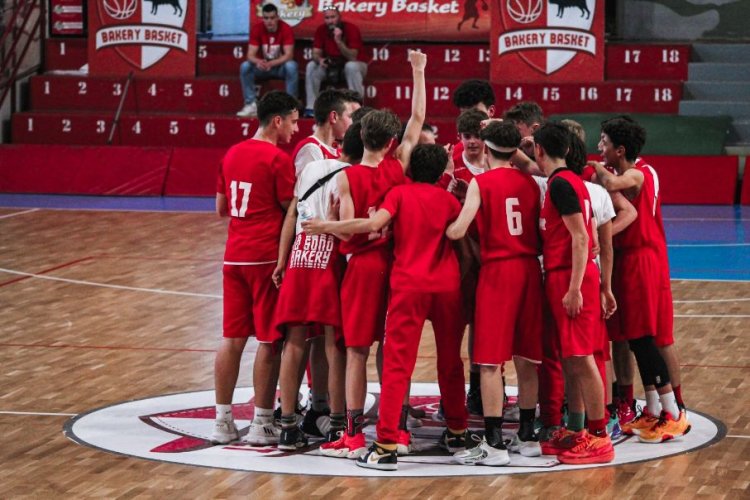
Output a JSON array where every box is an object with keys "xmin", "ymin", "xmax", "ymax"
[
  {"xmin": 499, "ymin": 0, "xmax": 596, "ymax": 75},
  {"xmin": 94, "ymin": 0, "xmax": 190, "ymax": 70}
]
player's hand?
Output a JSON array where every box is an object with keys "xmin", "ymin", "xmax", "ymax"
[
  {"xmin": 333, "ymin": 27, "xmax": 343, "ymax": 42},
  {"xmin": 302, "ymin": 218, "xmax": 327, "ymax": 235},
  {"xmin": 257, "ymin": 60, "xmax": 270, "ymax": 71},
  {"xmin": 601, "ymin": 288, "xmax": 617, "ymax": 319},
  {"xmin": 480, "ymin": 118, "xmax": 503, "ymax": 129},
  {"xmin": 591, "ymin": 242, "xmax": 600, "ymax": 257},
  {"xmin": 271, "ymin": 263, "xmax": 285, "ymax": 288},
  {"xmin": 520, "ymin": 136, "xmax": 535, "ymax": 157},
  {"xmin": 450, "ymin": 178, "xmax": 469, "ymax": 203},
  {"xmin": 562, "ymin": 288, "xmax": 583, "ymax": 318},
  {"xmin": 318, "ymin": 58, "xmax": 329, "ymax": 68},
  {"xmin": 408, "ymin": 49, "xmax": 427, "ymax": 71},
  {"xmin": 444, "ymin": 144, "xmax": 455, "ymax": 176}
]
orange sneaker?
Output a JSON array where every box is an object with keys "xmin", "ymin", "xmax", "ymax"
[
  {"xmin": 558, "ymin": 431, "xmax": 615, "ymax": 465},
  {"xmin": 319, "ymin": 432, "xmax": 367, "ymax": 459},
  {"xmin": 621, "ymin": 407, "xmax": 659, "ymax": 436},
  {"xmin": 638, "ymin": 410, "xmax": 691, "ymax": 443},
  {"xmin": 540, "ymin": 427, "xmax": 577, "ymax": 455}
]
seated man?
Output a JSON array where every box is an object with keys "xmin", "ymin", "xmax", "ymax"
[
  {"xmin": 304, "ymin": 4, "xmax": 368, "ymax": 117},
  {"xmin": 237, "ymin": 3, "xmax": 299, "ymax": 118}
]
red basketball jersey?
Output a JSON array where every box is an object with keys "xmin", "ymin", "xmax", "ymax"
[
  {"xmin": 614, "ymin": 160, "xmax": 667, "ymax": 253},
  {"xmin": 475, "ymin": 167, "xmax": 542, "ymax": 262},
  {"xmin": 380, "ymin": 183, "xmax": 461, "ymax": 292},
  {"xmin": 216, "ymin": 139, "xmax": 295, "ymax": 263},
  {"xmin": 338, "ymin": 157, "xmax": 406, "ymax": 255},
  {"xmin": 540, "ymin": 168, "xmax": 595, "ymax": 271},
  {"xmin": 291, "ymin": 136, "xmax": 340, "ymax": 176}
]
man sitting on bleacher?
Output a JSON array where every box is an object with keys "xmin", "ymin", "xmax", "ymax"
[
  {"xmin": 303, "ymin": 4, "xmax": 368, "ymax": 118},
  {"xmin": 237, "ymin": 3, "xmax": 299, "ymax": 118}
]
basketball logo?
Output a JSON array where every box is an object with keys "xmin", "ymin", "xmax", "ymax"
[
  {"xmin": 506, "ymin": 0, "xmax": 543, "ymax": 24},
  {"xmin": 102, "ymin": 0, "xmax": 138, "ymax": 20}
]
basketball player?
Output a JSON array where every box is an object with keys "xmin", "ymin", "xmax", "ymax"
[
  {"xmin": 446, "ymin": 122, "xmax": 546, "ymax": 465},
  {"xmin": 593, "ymin": 117, "xmax": 689, "ymax": 443},
  {"xmin": 535, "ymin": 122, "xmax": 614, "ymax": 464},
  {"xmin": 303, "ymin": 144, "xmax": 469, "ymax": 471},
  {"xmin": 315, "ymin": 50, "xmax": 427, "ymax": 460},
  {"xmin": 211, "ymin": 91, "xmax": 299, "ymax": 446}
]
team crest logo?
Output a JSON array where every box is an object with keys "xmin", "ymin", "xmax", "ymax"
[
  {"xmin": 499, "ymin": 0, "xmax": 596, "ymax": 75},
  {"xmin": 94, "ymin": 0, "xmax": 189, "ymax": 70},
  {"xmin": 258, "ymin": 0, "xmax": 314, "ymax": 27}
]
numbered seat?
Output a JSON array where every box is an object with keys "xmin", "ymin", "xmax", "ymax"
[{"xmin": 606, "ymin": 44, "xmax": 690, "ymax": 81}]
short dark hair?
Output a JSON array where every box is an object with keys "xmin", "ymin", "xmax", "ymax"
[
  {"xmin": 257, "ymin": 91, "xmax": 300, "ymax": 126},
  {"xmin": 503, "ymin": 101, "xmax": 544, "ymax": 126},
  {"xmin": 341, "ymin": 122, "xmax": 364, "ymax": 163},
  {"xmin": 360, "ymin": 109, "xmax": 401, "ymax": 151},
  {"xmin": 532, "ymin": 121, "xmax": 570, "ymax": 160},
  {"xmin": 409, "ymin": 144, "xmax": 448, "ymax": 184},
  {"xmin": 566, "ymin": 133, "xmax": 587, "ymax": 175},
  {"xmin": 480, "ymin": 121, "xmax": 520, "ymax": 161},
  {"xmin": 313, "ymin": 89, "xmax": 362, "ymax": 125},
  {"xmin": 261, "ymin": 3, "xmax": 278, "ymax": 14},
  {"xmin": 452, "ymin": 79, "xmax": 496, "ymax": 109},
  {"xmin": 456, "ymin": 109, "xmax": 489, "ymax": 136},
  {"xmin": 351, "ymin": 106, "xmax": 375, "ymax": 124},
  {"xmin": 601, "ymin": 117, "xmax": 646, "ymax": 162}
]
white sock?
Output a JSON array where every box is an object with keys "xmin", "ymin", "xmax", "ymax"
[
  {"xmin": 254, "ymin": 406, "xmax": 274, "ymax": 423},
  {"xmin": 659, "ymin": 391, "xmax": 680, "ymax": 418},
  {"xmin": 216, "ymin": 404, "xmax": 233, "ymax": 421},
  {"xmin": 645, "ymin": 390, "xmax": 661, "ymax": 415}
]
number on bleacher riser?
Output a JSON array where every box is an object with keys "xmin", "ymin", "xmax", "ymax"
[
  {"xmin": 395, "ymin": 85, "xmax": 411, "ymax": 100},
  {"xmin": 365, "ymin": 85, "xmax": 377, "ymax": 98},
  {"xmin": 132, "ymin": 121, "xmax": 142, "ymax": 134},
  {"xmin": 433, "ymin": 86, "xmax": 449, "ymax": 101},
  {"xmin": 219, "ymin": 84, "xmax": 230, "ymax": 97},
  {"xmin": 580, "ymin": 87, "xmax": 598, "ymax": 101},
  {"xmin": 96, "ymin": 120, "xmax": 106, "ymax": 134},
  {"xmin": 170, "ymin": 121, "xmax": 179, "ymax": 135},
  {"xmin": 543, "ymin": 87, "xmax": 560, "ymax": 101},
  {"xmin": 184, "ymin": 83, "xmax": 193, "ymax": 97},
  {"xmin": 78, "ymin": 81, "xmax": 87, "ymax": 95},
  {"xmin": 478, "ymin": 48, "xmax": 490, "ymax": 63},
  {"xmin": 662, "ymin": 49, "xmax": 680, "ymax": 63},
  {"xmin": 505, "ymin": 87, "xmax": 523, "ymax": 100},
  {"xmin": 113, "ymin": 83, "xmax": 122, "ymax": 96},
  {"xmin": 62, "ymin": 119, "xmax": 71, "ymax": 133},
  {"xmin": 147, "ymin": 83, "xmax": 157, "ymax": 96},
  {"xmin": 59, "ymin": 41, "xmax": 66, "ymax": 55},
  {"xmin": 44, "ymin": 81, "xmax": 50, "ymax": 95},
  {"xmin": 27, "ymin": 117, "xmax": 33, "ymax": 132},
  {"xmin": 444, "ymin": 49, "xmax": 460, "ymax": 63},
  {"xmin": 206, "ymin": 122, "xmax": 216, "ymax": 136},
  {"xmin": 371, "ymin": 47, "xmax": 389, "ymax": 61},
  {"xmin": 654, "ymin": 88, "xmax": 673, "ymax": 102},
  {"xmin": 233, "ymin": 46, "xmax": 244, "ymax": 59},
  {"xmin": 303, "ymin": 47, "xmax": 312, "ymax": 60},
  {"xmin": 624, "ymin": 49, "xmax": 640, "ymax": 63},
  {"xmin": 241, "ymin": 123, "xmax": 251, "ymax": 137},
  {"xmin": 616, "ymin": 88, "xmax": 632, "ymax": 102},
  {"xmin": 198, "ymin": 45, "xmax": 207, "ymax": 58}
]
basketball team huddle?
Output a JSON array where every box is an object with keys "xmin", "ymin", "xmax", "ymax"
[{"xmin": 210, "ymin": 51, "xmax": 691, "ymax": 471}]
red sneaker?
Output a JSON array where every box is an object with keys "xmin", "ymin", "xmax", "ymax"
[
  {"xmin": 558, "ymin": 431, "xmax": 615, "ymax": 465},
  {"xmin": 319, "ymin": 432, "xmax": 367, "ymax": 459},
  {"xmin": 616, "ymin": 398, "xmax": 636, "ymax": 425},
  {"xmin": 396, "ymin": 430, "xmax": 412, "ymax": 456},
  {"xmin": 540, "ymin": 427, "xmax": 577, "ymax": 455}
]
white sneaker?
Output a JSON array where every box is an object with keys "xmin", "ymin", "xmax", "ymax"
[
  {"xmin": 503, "ymin": 404, "xmax": 520, "ymax": 422},
  {"xmin": 236, "ymin": 102, "xmax": 257, "ymax": 117},
  {"xmin": 509, "ymin": 434, "xmax": 542, "ymax": 457},
  {"xmin": 454, "ymin": 438, "xmax": 511, "ymax": 466},
  {"xmin": 242, "ymin": 419, "xmax": 280, "ymax": 445},
  {"xmin": 407, "ymin": 414, "xmax": 423, "ymax": 429},
  {"xmin": 210, "ymin": 419, "xmax": 239, "ymax": 444}
]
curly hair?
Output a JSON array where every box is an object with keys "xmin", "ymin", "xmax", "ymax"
[
  {"xmin": 601, "ymin": 117, "xmax": 646, "ymax": 162},
  {"xmin": 452, "ymin": 79, "xmax": 496, "ymax": 110}
]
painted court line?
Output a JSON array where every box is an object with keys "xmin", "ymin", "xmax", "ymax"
[
  {"xmin": 0, "ymin": 342, "xmax": 215, "ymax": 354},
  {"xmin": 674, "ymin": 298, "xmax": 750, "ymax": 304},
  {"xmin": 675, "ymin": 314, "xmax": 750, "ymax": 318},
  {"xmin": 0, "ymin": 257, "xmax": 94, "ymax": 288},
  {"xmin": 0, "ymin": 208, "xmax": 39, "ymax": 219},
  {"xmin": 726, "ymin": 435, "xmax": 750, "ymax": 439},
  {"xmin": 670, "ymin": 243, "xmax": 750, "ymax": 248},
  {"xmin": 0, "ymin": 410, "xmax": 77, "ymax": 416}
]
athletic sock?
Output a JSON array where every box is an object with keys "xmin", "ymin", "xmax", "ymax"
[
  {"xmin": 645, "ymin": 390, "xmax": 661, "ymax": 415},
  {"xmin": 619, "ymin": 384, "xmax": 634, "ymax": 406},
  {"xmin": 281, "ymin": 414, "xmax": 297, "ymax": 429},
  {"xmin": 330, "ymin": 412, "xmax": 346, "ymax": 431},
  {"xmin": 346, "ymin": 409, "xmax": 365, "ymax": 436},
  {"xmin": 611, "ymin": 382, "xmax": 620, "ymax": 400},
  {"xmin": 255, "ymin": 406, "xmax": 274, "ymax": 424},
  {"xmin": 484, "ymin": 416, "xmax": 504, "ymax": 448},
  {"xmin": 399, "ymin": 405, "xmax": 409, "ymax": 431},
  {"xmin": 216, "ymin": 404, "xmax": 232, "ymax": 421},
  {"xmin": 673, "ymin": 384, "xmax": 685, "ymax": 409},
  {"xmin": 568, "ymin": 412, "xmax": 585, "ymax": 432},
  {"xmin": 659, "ymin": 391, "xmax": 680, "ymax": 418},
  {"xmin": 311, "ymin": 391, "xmax": 330, "ymax": 413},
  {"xmin": 470, "ymin": 370, "xmax": 480, "ymax": 392},
  {"xmin": 588, "ymin": 418, "xmax": 608, "ymax": 437},
  {"xmin": 519, "ymin": 408, "xmax": 536, "ymax": 440}
]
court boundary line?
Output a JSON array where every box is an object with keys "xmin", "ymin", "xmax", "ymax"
[
  {"xmin": 0, "ymin": 410, "xmax": 77, "ymax": 417},
  {"xmin": 0, "ymin": 208, "xmax": 39, "ymax": 219},
  {"xmin": 0, "ymin": 257, "xmax": 94, "ymax": 288}
]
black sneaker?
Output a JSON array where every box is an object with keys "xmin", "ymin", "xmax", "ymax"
[
  {"xmin": 355, "ymin": 443, "xmax": 398, "ymax": 471},
  {"xmin": 300, "ymin": 407, "xmax": 330, "ymax": 437},
  {"xmin": 274, "ymin": 401, "xmax": 304, "ymax": 426},
  {"xmin": 439, "ymin": 428, "xmax": 472, "ymax": 453},
  {"xmin": 467, "ymin": 387, "xmax": 483, "ymax": 416},
  {"xmin": 324, "ymin": 427, "xmax": 345, "ymax": 443},
  {"xmin": 278, "ymin": 426, "xmax": 309, "ymax": 451}
]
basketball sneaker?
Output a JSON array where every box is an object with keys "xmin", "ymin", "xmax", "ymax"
[
  {"xmin": 397, "ymin": 430, "xmax": 412, "ymax": 456},
  {"xmin": 319, "ymin": 432, "xmax": 367, "ymax": 459},
  {"xmin": 438, "ymin": 428, "xmax": 473, "ymax": 453},
  {"xmin": 466, "ymin": 387, "xmax": 483, "ymax": 415},
  {"xmin": 454, "ymin": 438, "xmax": 510, "ymax": 466},
  {"xmin": 616, "ymin": 398, "xmax": 637, "ymax": 425},
  {"xmin": 607, "ymin": 411, "xmax": 623, "ymax": 440},
  {"xmin": 621, "ymin": 406, "xmax": 659, "ymax": 436},
  {"xmin": 509, "ymin": 433, "xmax": 542, "ymax": 457},
  {"xmin": 236, "ymin": 102, "xmax": 257, "ymax": 118},
  {"xmin": 638, "ymin": 410, "xmax": 691, "ymax": 443},
  {"xmin": 557, "ymin": 431, "xmax": 615, "ymax": 465},
  {"xmin": 242, "ymin": 420, "xmax": 280, "ymax": 446},
  {"xmin": 324, "ymin": 427, "xmax": 344, "ymax": 443},
  {"xmin": 503, "ymin": 404, "xmax": 520, "ymax": 423},
  {"xmin": 356, "ymin": 443, "xmax": 398, "ymax": 471},
  {"xmin": 300, "ymin": 408, "xmax": 331, "ymax": 437},
  {"xmin": 278, "ymin": 426, "xmax": 309, "ymax": 451},
  {"xmin": 540, "ymin": 427, "xmax": 577, "ymax": 455},
  {"xmin": 210, "ymin": 419, "xmax": 239, "ymax": 444}
]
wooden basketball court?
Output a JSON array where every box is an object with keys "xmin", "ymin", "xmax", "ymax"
[{"xmin": 0, "ymin": 204, "xmax": 748, "ymax": 497}]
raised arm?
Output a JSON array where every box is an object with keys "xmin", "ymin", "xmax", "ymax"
[
  {"xmin": 446, "ymin": 179, "xmax": 481, "ymax": 240},
  {"xmin": 395, "ymin": 50, "xmax": 427, "ymax": 171}
]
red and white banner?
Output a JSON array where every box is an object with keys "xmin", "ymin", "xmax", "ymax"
[
  {"xmin": 88, "ymin": 0, "xmax": 196, "ymax": 76},
  {"xmin": 491, "ymin": 0, "xmax": 604, "ymax": 82},
  {"xmin": 250, "ymin": 0, "xmax": 491, "ymax": 42}
]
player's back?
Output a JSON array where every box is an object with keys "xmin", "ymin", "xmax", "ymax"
[
  {"xmin": 219, "ymin": 139, "xmax": 295, "ymax": 263},
  {"xmin": 614, "ymin": 161, "xmax": 667, "ymax": 252},
  {"xmin": 475, "ymin": 167, "xmax": 542, "ymax": 262},
  {"xmin": 339, "ymin": 156, "xmax": 406, "ymax": 255}
]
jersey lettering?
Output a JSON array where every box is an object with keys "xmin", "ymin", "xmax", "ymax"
[
  {"xmin": 229, "ymin": 180, "xmax": 252, "ymax": 217},
  {"xmin": 505, "ymin": 197, "xmax": 523, "ymax": 236}
]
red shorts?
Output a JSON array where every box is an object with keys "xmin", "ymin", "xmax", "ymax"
[
  {"xmin": 610, "ymin": 248, "xmax": 674, "ymax": 347},
  {"xmin": 597, "ymin": 317, "xmax": 611, "ymax": 361},
  {"xmin": 474, "ymin": 257, "xmax": 543, "ymax": 365},
  {"xmin": 222, "ymin": 263, "xmax": 278, "ymax": 342},
  {"xmin": 545, "ymin": 261, "xmax": 601, "ymax": 358},
  {"xmin": 341, "ymin": 248, "xmax": 391, "ymax": 348},
  {"xmin": 275, "ymin": 233, "xmax": 344, "ymax": 336}
]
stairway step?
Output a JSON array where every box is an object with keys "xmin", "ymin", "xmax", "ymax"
[
  {"xmin": 688, "ymin": 63, "xmax": 750, "ymax": 81},
  {"xmin": 692, "ymin": 43, "xmax": 750, "ymax": 63},
  {"xmin": 679, "ymin": 100, "xmax": 750, "ymax": 119},
  {"xmin": 684, "ymin": 82, "xmax": 750, "ymax": 101}
]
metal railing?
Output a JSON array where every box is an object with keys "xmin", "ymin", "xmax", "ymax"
[{"xmin": 0, "ymin": 0, "xmax": 43, "ymax": 110}]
